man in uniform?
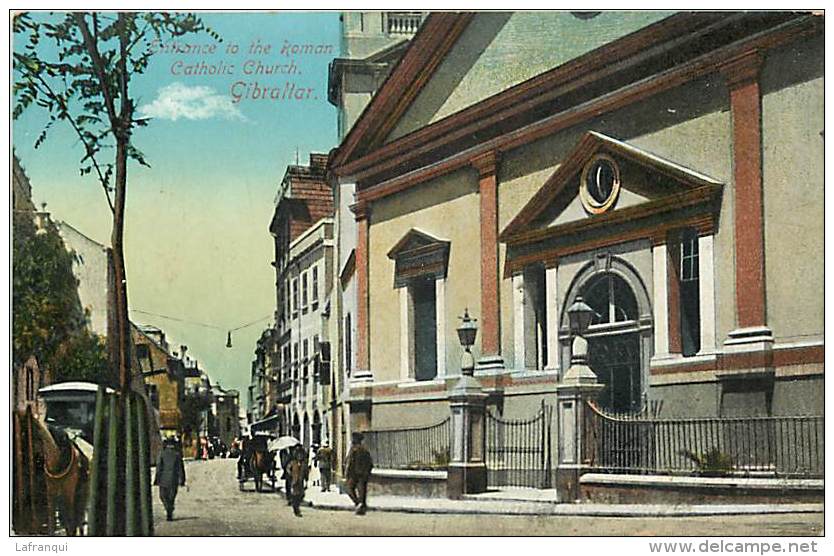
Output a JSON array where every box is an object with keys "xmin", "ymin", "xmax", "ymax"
[
  {"xmin": 154, "ymin": 436, "xmax": 186, "ymax": 521},
  {"xmin": 315, "ymin": 442, "xmax": 334, "ymax": 492},
  {"xmin": 344, "ymin": 432, "xmax": 373, "ymax": 515}
]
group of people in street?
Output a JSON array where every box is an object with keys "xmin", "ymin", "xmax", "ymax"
[{"xmin": 152, "ymin": 430, "xmax": 375, "ymax": 523}]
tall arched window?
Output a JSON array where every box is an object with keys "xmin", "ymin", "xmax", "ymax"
[
  {"xmin": 580, "ymin": 272, "xmax": 638, "ymax": 326},
  {"xmin": 579, "ymin": 271, "xmax": 641, "ymax": 412}
]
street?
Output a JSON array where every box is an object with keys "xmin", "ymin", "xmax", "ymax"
[{"xmin": 151, "ymin": 459, "xmax": 823, "ymax": 536}]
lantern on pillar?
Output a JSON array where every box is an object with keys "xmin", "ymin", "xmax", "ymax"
[
  {"xmin": 567, "ymin": 296, "xmax": 595, "ymax": 366},
  {"xmin": 456, "ymin": 308, "xmax": 478, "ymax": 375},
  {"xmin": 448, "ymin": 309, "xmax": 487, "ymax": 499}
]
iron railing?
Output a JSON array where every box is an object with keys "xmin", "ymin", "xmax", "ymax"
[
  {"xmin": 486, "ymin": 401, "xmax": 552, "ymax": 488},
  {"xmin": 583, "ymin": 400, "xmax": 824, "ymax": 478},
  {"xmin": 364, "ymin": 417, "xmax": 451, "ymax": 470}
]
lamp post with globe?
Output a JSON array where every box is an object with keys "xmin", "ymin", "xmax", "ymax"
[
  {"xmin": 447, "ymin": 309, "xmax": 488, "ymax": 498},
  {"xmin": 555, "ymin": 295, "xmax": 604, "ymax": 501}
]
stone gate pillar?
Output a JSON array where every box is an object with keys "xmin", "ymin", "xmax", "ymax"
[
  {"xmin": 447, "ymin": 309, "xmax": 487, "ymax": 499},
  {"xmin": 555, "ymin": 365, "xmax": 602, "ymax": 501},
  {"xmin": 447, "ymin": 374, "xmax": 487, "ymax": 499},
  {"xmin": 555, "ymin": 297, "xmax": 604, "ymax": 501}
]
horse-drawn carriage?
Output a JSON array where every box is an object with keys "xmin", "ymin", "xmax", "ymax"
[
  {"xmin": 238, "ymin": 432, "xmax": 277, "ymax": 492},
  {"xmin": 238, "ymin": 433, "xmax": 301, "ymax": 493}
]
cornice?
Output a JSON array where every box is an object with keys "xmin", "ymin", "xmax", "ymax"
[
  {"xmin": 470, "ymin": 150, "xmax": 500, "ymax": 178},
  {"xmin": 347, "ymin": 14, "xmax": 819, "ymax": 203},
  {"xmin": 720, "ymin": 49, "xmax": 764, "ymax": 90},
  {"xmin": 349, "ymin": 200, "xmax": 370, "ymax": 221},
  {"xmin": 330, "ymin": 13, "xmax": 475, "ymax": 169}
]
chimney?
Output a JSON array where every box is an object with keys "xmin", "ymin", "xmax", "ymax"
[{"xmin": 309, "ymin": 153, "xmax": 329, "ymax": 173}]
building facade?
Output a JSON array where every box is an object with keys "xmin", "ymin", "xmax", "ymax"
[
  {"xmin": 210, "ymin": 384, "xmax": 241, "ymax": 447},
  {"xmin": 325, "ymin": 10, "xmax": 426, "ymax": 471},
  {"xmin": 132, "ymin": 324, "xmax": 185, "ymax": 438},
  {"xmin": 266, "ymin": 154, "xmax": 335, "ymax": 450},
  {"xmin": 326, "ymin": 12, "xmax": 823, "ymax": 436}
]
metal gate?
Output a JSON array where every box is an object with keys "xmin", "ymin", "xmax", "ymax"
[{"xmin": 486, "ymin": 401, "xmax": 551, "ymax": 488}]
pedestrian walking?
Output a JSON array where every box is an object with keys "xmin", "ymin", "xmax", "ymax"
[
  {"xmin": 315, "ymin": 442, "xmax": 334, "ymax": 492},
  {"xmin": 279, "ymin": 447, "xmax": 292, "ymax": 503},
  {"xmin": 238, "ymin": 433, "xmax": 256, "ymax": 480},
  {"xmin": 286, "ymin": 445, "xmax": 309, "ymax": 517},
  {"xmin": 154, "ymin": 436, "xmax": 186, "ymax": 521},
  {"xmin": 344, "ymin": 432, "xmax": 373, "ymax": 515}
]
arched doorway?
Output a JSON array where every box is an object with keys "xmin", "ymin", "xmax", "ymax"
[{"xmin": 561, "ymin": 258, "xmax": 652, "ymax": 412}]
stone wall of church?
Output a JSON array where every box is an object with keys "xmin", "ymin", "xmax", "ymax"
[
  {"xmin": 761, "ymin": 35, "xmax": 824, "ymax": 345},
  {"xmin": 367, "ymin": 168, "xmax": 481, "ymax": 382}
]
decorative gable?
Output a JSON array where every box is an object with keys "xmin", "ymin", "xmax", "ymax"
[
  {"xmin": 387, "ymin": 229, "xmax": 451, "ymax": 287},
  {"xmin": 500, "ymin": 131, "xmax": 723, "ymax": 275}
]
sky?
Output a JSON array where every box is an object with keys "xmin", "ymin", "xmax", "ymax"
[{"xmin": 12, "ymin": 12, "xmax": 342, "ymax": 395}]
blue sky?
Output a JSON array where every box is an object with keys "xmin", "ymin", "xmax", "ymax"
[{"xmin": 13, "ymin": 12, "xmax": 342, "ymax": 395}]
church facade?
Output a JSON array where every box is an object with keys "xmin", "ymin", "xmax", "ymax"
[{"xmin": 327, "ymin": 12, "xmax": 823, "ymax": 433}]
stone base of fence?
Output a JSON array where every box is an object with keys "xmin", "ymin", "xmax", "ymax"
[
  {"xmin": 448, "ymin": 463, "xmax": 488, "ymax": 499},
  {"xmin": 341, "ymin": 469, "xmax": 448, "ymax": 498},
  {"xmin": 579, "ymin": 473, "xmax": 824, "ymax": 505}
]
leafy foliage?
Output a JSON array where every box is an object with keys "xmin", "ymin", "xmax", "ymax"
[
  {"xmin": 13, "ymin": 12, "xmax": 219, "ymax": 209},
  {"xmin": 13, "ymin": 12, "xmax": 219, "ymax": 387},
  {"xmin": 12, "ymin": 211, "xmax": 109, "ymax": 383},
  {"xmin": 180, "ymin": 391, "xmax": 212, "ymax": 436},
  {"xmin": 680, "ymin": 447, "xmax": 735, "ymax": 477}
]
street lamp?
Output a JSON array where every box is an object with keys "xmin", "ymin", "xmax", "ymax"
[
  {"xmin": 567, "ymin": 296, "xmax": 594, "ymax": 365},
  {"xmin": 448, "ymin": 308, "xmax": 487, "ymax": 498},
  {"xmin": 456, "ymin": 308, "xmax": 478, "ymax": 376}
]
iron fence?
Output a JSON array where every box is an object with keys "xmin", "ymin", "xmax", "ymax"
[
  {"xmin": 363, "ymin": 417, "xmax": 451, "ymax": 470},
  {"xmin": 583, "ymin": 400, "xmax": 824, "ymax": 478},
  {"xmin": 486, "ymin": 401, "xmax": 552, "ymax": 488}
]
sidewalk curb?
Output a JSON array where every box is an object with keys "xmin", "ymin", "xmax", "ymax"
[{"xmin": 307, "ymin": 500, "xmax": 824, "ymax": 518}]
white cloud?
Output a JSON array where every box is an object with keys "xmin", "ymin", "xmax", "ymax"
[{"xmin": 139, "ymin": 82, "xmax": 245, "ymax": 122}]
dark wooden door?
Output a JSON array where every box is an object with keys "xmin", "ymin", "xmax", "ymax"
[{"xmin": 412, "ymin": 278, "xmax": 437, "ymax": 381}]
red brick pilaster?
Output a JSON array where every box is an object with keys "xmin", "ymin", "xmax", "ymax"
[
  {"xmin": 472, "ymin": 151, "xmax": 501, "ymax": 357},
  {"xmin": 722, "ymin": 50, "xmax": 767, "ymax": 329},
  {"xmin": 351, "ymin": 201, "xmax": 371, "ymax": 371}
]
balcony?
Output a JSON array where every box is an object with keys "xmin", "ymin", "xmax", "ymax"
[{"xmin": 387, "ymin": 12, "xmax": 423, "ymax": 36}]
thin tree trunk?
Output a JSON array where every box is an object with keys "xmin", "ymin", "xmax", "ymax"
[{"xmin": 111, "ymin": 141, "xmax": 131, "ymax": 392}]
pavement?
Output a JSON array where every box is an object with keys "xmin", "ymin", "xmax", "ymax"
[
  {"xmin": 148, "ymin": 459, "xmax": 823, "ymax": 536},
  {"xmin": 305, "ymin": 486, "xmax": 823, "ymax": 517}
]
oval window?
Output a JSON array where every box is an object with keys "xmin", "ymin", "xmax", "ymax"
[{"xmin": 580, "ymin": 154, "xmax": 621, "ymax": 214}]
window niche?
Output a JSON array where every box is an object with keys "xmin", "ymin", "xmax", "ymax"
[{"xmin": 388, "ymin": 229, "xmax": 450, "ymax": 382}]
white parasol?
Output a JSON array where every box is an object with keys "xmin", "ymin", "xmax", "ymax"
[{"xmin": 268, "ymin": 435, "xmax": 300, "ymax": 452}]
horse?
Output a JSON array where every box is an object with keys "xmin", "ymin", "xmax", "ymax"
[
  {"xmin": 248, "ymin": 436, "xmax": 275, "ymax": 493},
  {"xmin": 30, "ymin": 416, "xmax": 90, "ymax": 536}
]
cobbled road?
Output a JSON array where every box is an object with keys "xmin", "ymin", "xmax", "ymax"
[{"xmin": 150, "ymin": 459, "xmax": 823, "ymax": 536}]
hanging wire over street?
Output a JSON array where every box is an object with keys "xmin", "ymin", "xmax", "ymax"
[{"xmin": 129, "ymin": 308, "xmax": 272, "ymax": 347}]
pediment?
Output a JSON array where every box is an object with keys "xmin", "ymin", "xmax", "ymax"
[
  {"xmin": 500, "ymin": 131, "xmax": 723, "ymax": 245},
  {"xmin": 385, "ymin": 12, "xmax": 672, "ymax": 143},
  {"xmin": 388, "ymin": 229, "xmax": 450, "ymax": 287},
  {"xmin": 387, "ymin": 228, "xmax": 450, "ymax": 258}
]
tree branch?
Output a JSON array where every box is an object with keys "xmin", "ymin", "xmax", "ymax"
[
  {"xmin": 29, "ymin": 72, "xmax": 115, "ymax": 213},
  {"xmin": 73, "ymin": 12, "xmax": 119, "ymax": 130}
]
